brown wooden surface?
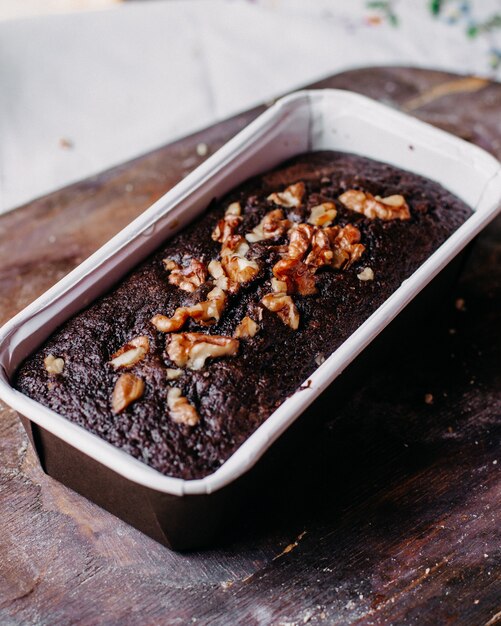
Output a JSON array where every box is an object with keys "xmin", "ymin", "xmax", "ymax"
[{"xmin": 1, "ymin": 67, "xmax": 500, "ymax": 625}]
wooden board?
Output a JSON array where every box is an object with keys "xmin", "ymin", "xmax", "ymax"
[{"xmin": 0, "ymin": 67, "xmax": 500, "ymax": 625}]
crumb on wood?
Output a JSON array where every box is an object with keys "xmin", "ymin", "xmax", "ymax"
[{"xmin": 273, "ymin": 530, "xmax": 307, "ymax": 560}]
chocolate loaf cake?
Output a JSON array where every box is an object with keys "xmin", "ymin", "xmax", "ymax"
[{"xmin": 15, "ymin": 151, "xmax": 472, "ymax": 479}]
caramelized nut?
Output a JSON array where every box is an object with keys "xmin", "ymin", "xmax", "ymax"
[
  {"xmin": 272, "ymin": 258, "xmax": 317, "ymax": 296},
  {"xmin": 305, "ymin": 228, "xmax": 334, "ymax": 267},
  {"xmin": 271, "ymin": 277, "xmax": 288, "ymax": 293},
  {"xmin": 267, "ymin": 182, "xmax": 305, "ymax": 208},
  {"xmin": 339, "ymin": 190, "xmax": 410, "ymax": 220},
  {"xmin": 234, "ymin": 316, "xmax": 260, "ymax": 339},
  {"xmin": 163, "ymin": 258, "xmax": 207, "ymax": 293},
  {"xmin": 208, "ymin": 259, "xmax": 232, "ymax": 292},
  {"xmin": 304, "ymin": 224, "xmax": 364, "ymax": 270},
  {"xmin": 287, "ymin": 223, "xmax": 314, "ymax": 260},
  {"xmin": 261, "ymin": 293, "xmax": 300, "ymax": 330},
  {"xmin": 167, "ymin": 333, "xmax": 239, "ymax": 370},
  {"xmin": 167, "ymin": 387, "xmax": 200, "ymax": 426},
  {"xmin": 109, "ymin": 336, "xmax": 149, "ymax": 369},
  {"xmin": 245, "ymin": 209, "xmax": 291, "ymax": 243},
  {"xmin": 151, "ymin": 287, "xmax": 227, "ymax": 333},
  {"xmin": 307, "ymin": 202, "xmax": 337, "ymax": 227},
  {"xmin": 327, "ymin": 224, "xmax": 365, "ymax": 269},
  {"xmin": 212, "ymin": 202, "xmax": 243, "ymax": 243},
  {"xmin": 220, "ymin": 236, "xmax": 260, "ymax": 287},
  {"xmin": 44, "ymin": 354, "xmax": 65, "ymax": 375},
  {"xmin": 112, "ymin": 373, "xmax": 144, "ymax": 413}
]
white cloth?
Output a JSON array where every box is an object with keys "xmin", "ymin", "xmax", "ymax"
[{"xmin": 1, "ymin": 0, "xmax": 500, "ymax": 213}]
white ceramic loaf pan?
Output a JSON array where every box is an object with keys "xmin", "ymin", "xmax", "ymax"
[{"xmin": 0, "ymin": 90, "xmax": 500, "ymax": 548}]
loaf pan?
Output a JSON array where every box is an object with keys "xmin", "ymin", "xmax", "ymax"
[{"xmin": 0, "ymin": 90, "xmax": 500, "ymax": 549}]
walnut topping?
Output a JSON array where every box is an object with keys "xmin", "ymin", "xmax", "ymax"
[
  {"xmin": 314, "ymin": 353, "xmax": 326, "ymax": 366},
  {"xmin": 272, "ymin": 258, "xmax": 317, "ymax": 296},
  {"xmin": 304, "ymin": 228, "xmax": 334, "ymax": 267},
  {"xmin": 208, "ymin": 259, "xmax": 232, "ymax": 292},
  {"xmin": 307, "ymin": 202, "xmax": 337, "ymax": 227},
  {"xmin": 166, "ymin": 368, "xmax": 183, "ymax": 380},
  {"xmin": 304, "ymin": 224, "xmax": 364, "ymax": 269},
  {"xmin": 267, "ymin": 182, "xmax": 305, "ymax": 208},
  {"xmin": 287, "ymin": 223, "xmax": 314, "ymax": 260},
  {"xmin": 271, "ymin": 277, "xmax": 288, "ymax": 293},
  {"xmin": 220, "ymin": 236, "xmax": 260, "ymax": 287},
  {"xmin": 327, "ymin": 224, "xmax": 365, "ymax": 269},
  {"xmin": 167, "ymin": 333, "xmax": 239, "ymax": 370},
  {"xmin": 245, "ymin": 209, "xmax": 291, "ymax": 243},
  {"xmin": 234, "ymin": 316, "xmax": 260, "ymax": 339},
  {"xmin": 151, "ymin": 287, "xmax": 227, "ymax": 333},
  {"xmin": 44, "ymin": 354, "xmax": 64, "ymax": 375},
  {"xmin": 112, "ymin": 373, "xmax": 144, "ymax": 413},
  {"xmin": 339, "ymin": 190, "xmax": 411, "ymax": 221},
  {"xmin": 109, "ymin": 335, "xmax": 149, "ymax": 369},
  {"xmin": 212, "ymin": 202, "xmax": 243, "ymax": 243},
  {"xmin": 357, "ymin": 267, "xmax": 374, "ymax": 281},
  {"xmin": 261, "ymin": 293, "xmax": 300, "ymax": 330},
  {"xmin": 163, "ymin": 257, "xmax": 207, "ymax": 293},
  {"xmin": 167, "ymin": 387, "xmax": 200, "ymax": 426},
  {"xmin": 226, "ymin": 201, "xmax": 242, "ymax": 216}
]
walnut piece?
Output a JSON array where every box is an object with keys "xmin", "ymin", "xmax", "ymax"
[
  {"xmin": 327, "ymin": 224, "xmax": 365, "ymax": 269},
  {"xmin": 208, "ymin": 259, "xmax": 233, "ymax": 292},
  {"xmin": 272, "ymin": 258, "xmax": 317, "ymax": 296},
  {"xmin": 314, "ymin": 353, "xmax": 326, "ymax": 366},
  {"xmin": 167, "ymin": 387, "xmax": 200, "ymax": 426},
  {"xmin": 112, "ymin": 373, "xmax": 144, "ymax": 413},
  {"xmin": 339, "ymin": 190, "xmax": 410, "ymax": 221},
  {"xmin": 287, "ymin": 223, "xmax": 314, "ymax": 260},
  {"xmin": 163, "ymin": 257, "xmax": 207, "ymax": 293},
  {"xmin": 109, "ymin": 335, "xmax": 149, "ymax": 369},
  {"xmin": 167, "ymin": 333, "xmax": 239, "ymax": 370},
  {"xmin": 357, "ymin": 267, "xmax": 374, "ymax": 281},
  {"xmin": 166, "ymin": 368, "xmax": 183, "ymax": 380},
  {"xmin": 307, "ymin": 202, "xmax": 337, "ymax": 227},
  {"xmin": 305, "ymin": 224, "xmax": 364, "ymax": 269},
  {"xmin": 151, "ymin": 287, "xmax": 227, "ymax": 332},
  {"xmin": 245, "ymin": 209, "xmax": 291, "ymax": 243},
  {"xmin": 261, "ymin": 293, "xmax": 300, "ymax": 330},
  {"xmin": 271, "ymin": 277, "xmax": 288, "ymax": 293},
  {"xmin": 234, "ymin": 316, "xmax": 260, "ymax": 339},
  {"xmin": 212, "ymin": 202, "xmax": 242, "ymax": 243},
  {"xmin": 44, "ymin": 354, "xmax": 64, "ymax": 375},
  {"xmin": 267, "ymin": 182, "xmax": 305, "ymax": 208},
  {"xmin": 304, "ymin": 228, "xmax": 334, "ymax": 267},
  {"xmin": 220, "ymin": 236, "xmax": 260, "ymax": 287}
]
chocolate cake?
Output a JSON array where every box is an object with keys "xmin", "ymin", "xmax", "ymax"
[{"xmin": 15, "ymin": 151, "xmax": 473, "ymax": 479}]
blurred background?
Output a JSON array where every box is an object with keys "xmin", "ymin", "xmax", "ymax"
[{"xmin": 1, "ymin": 0, "xmax": 500, "ymax": 214}]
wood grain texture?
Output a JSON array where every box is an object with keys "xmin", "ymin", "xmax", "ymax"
[{"xmin": 0, "ymin": 67, "xmax": 500, "ymax": 625}]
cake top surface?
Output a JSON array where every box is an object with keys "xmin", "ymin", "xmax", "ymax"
[{"xmin": 15, "ymin": 151, "xmax": 472, "ymax": 479}]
